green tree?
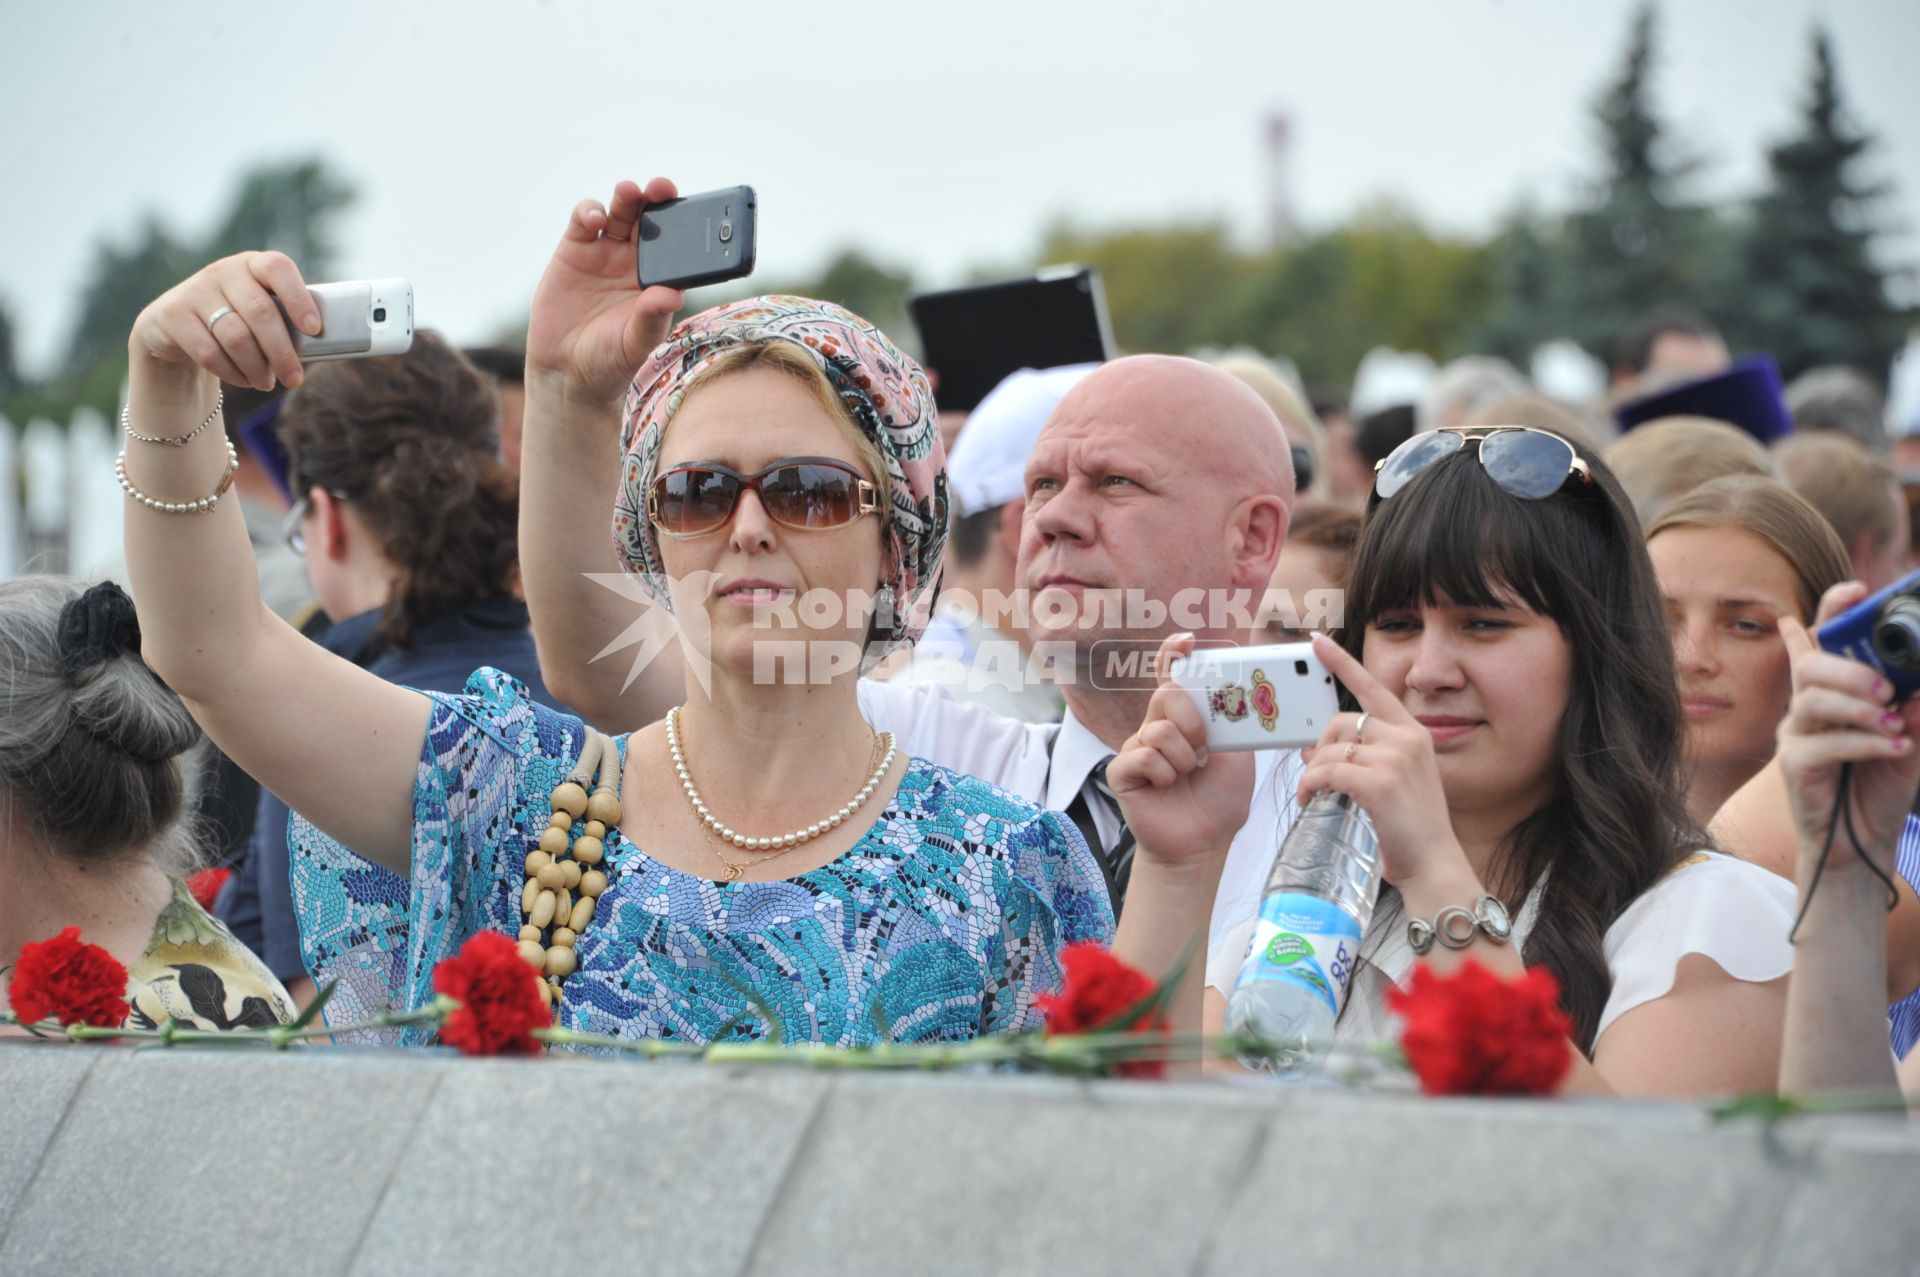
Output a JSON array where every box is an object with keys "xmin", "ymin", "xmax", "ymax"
[
  {"xmin": 60, "ymin": 215, "xmax": 195, "ymax": 379},
  {"xmin": 1559, "ymin": 4, "xmax": 1718, "ymax": 360},
  {"xmin": 0, "ymin": 300, "xmax": 19, "ymax": 401},
  {"xmin": 41, "ymin": 158, "xmax": 357, "ymax": 417},
  {"xmin": 203, "ymin": 159, "xmax": 356, "ymax": 277},
  {"xmin": 800, "ymin": 250, "xmax": 916, "ymax": 344},
  {"xmin": 1467, "ymin": 207, "xmax": 1574, "ymax": 366},
  {"xmin": 1734, "ymin": 30, "xmax": 1905, "ymax": 378},
  {"xmin": 1224, "ymin": 202, "xmax": 1498, "ymax": 387}
]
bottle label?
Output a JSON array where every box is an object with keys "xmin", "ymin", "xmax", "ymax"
[{"xmin": 1233, "ymin": 893, "xmax": 1362, "ymax": 1016}]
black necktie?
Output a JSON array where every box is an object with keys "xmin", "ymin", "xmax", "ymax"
[{"xmin": 1066, "ymin": 758, "xmax": 1137, "ymax": 920}]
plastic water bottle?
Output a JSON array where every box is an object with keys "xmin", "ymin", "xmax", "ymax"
[{"xmin": 1224, "ymin": 790, "xmax": 1382, "ymax": 1077}]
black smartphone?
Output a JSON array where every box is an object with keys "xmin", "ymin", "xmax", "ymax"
[
  {"xmin": 908, "ymin": 267, "xmax": 1114, "ymax": 412},
  {"xmin": 637, "ymin": 186, "xmax": 758, "ymax": 290}
]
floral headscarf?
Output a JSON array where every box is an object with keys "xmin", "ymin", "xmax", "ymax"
[{"xmin": 613, "ymin": 295, "xmax": 948, "ymax": 649}]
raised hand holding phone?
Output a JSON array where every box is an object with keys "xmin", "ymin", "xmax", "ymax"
[
  {"xmin": 527, "ymin": 177, "xmax": 688, "ymax": 405},
  {"xmin": 1780, "ymin": 581, "xmax": 1920, "ymax": 876},
  {"xmin": 130, "ymin": 251, "xmax": 323, "ymax": 392}
]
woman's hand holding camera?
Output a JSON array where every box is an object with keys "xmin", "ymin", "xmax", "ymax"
[
  {"xmin": 1776, "ymin": 582, "xmax": 1920, "ymax": 878},
  {"xmin": 130, "ymin": 251, "xmax": 321, "ymax": 393},
  {"xmin": 1297, "ymin": 634, "xmax": 1478, "ymax": 903},
  {"xmin": 527, "ymin": 178, "xmax": 686, "ymax": 404}
]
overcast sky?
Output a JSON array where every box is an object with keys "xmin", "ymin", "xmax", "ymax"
[{"xmin": 2, "ymin": 0, "xmax": 1914, "ymax": 375}]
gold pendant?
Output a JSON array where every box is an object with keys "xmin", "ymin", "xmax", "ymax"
[{"xmin": 723, "ymin": 862, "xmax": 744, "ymax": 883}]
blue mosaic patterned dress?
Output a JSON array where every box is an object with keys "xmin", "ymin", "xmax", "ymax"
[{"xmin": 290, "ymin": 669, "xmax": 1114, "ymax": 1046}]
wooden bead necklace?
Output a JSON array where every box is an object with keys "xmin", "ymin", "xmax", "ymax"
[
  {"xmin": 665, "ymin": 706, "xmax": 896, "ymax": 882},
  {"xmin": 518, "ymin": 726, "xmax": 623, "ymax": 1009}
]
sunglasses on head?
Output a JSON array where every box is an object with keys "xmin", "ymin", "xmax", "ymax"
[
  {"xmin": 1371, "ymin": 426, "xmax": 1591, "ymax": 506},
  {"xmin": 648, "ymin": 456, "xmax": 881, "ymax": 539}
]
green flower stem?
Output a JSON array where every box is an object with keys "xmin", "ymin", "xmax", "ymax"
[
  {"xmin": 534, "ymin": 1026, "xmax": 706, "ymax": 1059},
  {"xmin": 1710, "ymin": 1088, "xmax": 1912, "ymax": 1123},
  {"xmin": 256, "ymin": 1001, "xmax": 449, "ymax": 1048},
  {"xmin": 5, "ymin": 1005, "xmax": 1360, "ymax": 1078}
]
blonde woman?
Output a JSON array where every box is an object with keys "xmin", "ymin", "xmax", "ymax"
[{"xmin": 1645, "ymin": 475, "xmax": 1851, "ymax": 825}]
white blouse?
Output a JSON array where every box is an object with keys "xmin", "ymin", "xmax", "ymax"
[{"xmin": 1209, "ymin": 852, "xmax": 1797, "ymax": 1053}]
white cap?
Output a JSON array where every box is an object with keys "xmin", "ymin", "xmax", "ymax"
[
  {"xmin": 1349, "ymin": 346, "xmax": 1436, "ymax": 418},
  {"xmin": 946, "ymin": 364, "xmax": 1099, "ymax": 515}
]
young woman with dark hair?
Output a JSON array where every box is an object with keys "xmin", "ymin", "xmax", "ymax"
[
  {"xmin": 276, "ymin": 329, "xmax": 527, "ymax": 655},
  {"xmin": 1209, "ymin": 427, "xmax": 1797, "ymax": 1095}
]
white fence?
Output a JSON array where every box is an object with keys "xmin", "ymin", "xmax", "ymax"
[{"xmin": 0, "ymin": 409, "xmax": 127, "ymax": 581}]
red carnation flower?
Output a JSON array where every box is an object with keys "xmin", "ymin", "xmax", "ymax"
[
  {"xmin": 1386, "ymin": 959, "xmax": 1573, "ymax": 1096},
  {"xmin": 432, "ymin": 931, "xmax": 551, "ymax": 1056},
  {"xmin": 1037, "ymin": 942, "xmax": 1168, "ymax": 1079},
  {"xmin": 185, "ymin": 867, "xmax": 233, "ymax": 912},
  {"xmin": 9, "ymin": 927, "xmax": 130, "ymax": 1029}
]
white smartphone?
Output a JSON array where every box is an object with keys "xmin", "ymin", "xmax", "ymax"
[
  {"xmin": 1169, "ymin": 641, "xmax": 1340, "ymax": 751},
  {"xmin": 280, "ymin": 279, "xmax": 413, "ymax": 361}
]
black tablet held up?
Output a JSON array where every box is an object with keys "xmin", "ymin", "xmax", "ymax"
[{"xmin": 908, "ymin": 266, "xmax": 1115, "ymax": 413}]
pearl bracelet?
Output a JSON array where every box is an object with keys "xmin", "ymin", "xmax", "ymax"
[
  {"xmin": 124, "ymin": 386, "xmax": 223, "ymax": 447},
  {"xmin": 115, "ymin": 438, "xmax": 239, "ymax": 514}
]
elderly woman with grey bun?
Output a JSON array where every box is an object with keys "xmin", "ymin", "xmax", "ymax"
[{"xmin": 0, "ymin": 578, "xmax": 293, "ymax": 1032}]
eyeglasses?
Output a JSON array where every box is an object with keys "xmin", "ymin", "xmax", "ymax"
[
  {"xmin": 1371, "ymin": 426, "xmax": 1591, "ymax": 505},
  {"xmin": 647, "ymin": 457, "xmax": 880, "ymax": 539},
  {"xmin": 280, "ymin": 489, "xmax": 350, "ymax": 555}
]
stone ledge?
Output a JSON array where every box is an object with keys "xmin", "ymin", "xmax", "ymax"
[{"xmin": 1, "ymin": 1044, "xmax": 1913, "ymax": 1277}]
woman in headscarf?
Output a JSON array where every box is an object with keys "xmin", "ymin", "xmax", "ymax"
[{"xmin": 113, "ymin": 193, "xmax": 1240, "ymax": 1046}]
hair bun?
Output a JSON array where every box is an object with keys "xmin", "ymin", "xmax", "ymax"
[{"xmin": 56, "ymin": 581, "xmax": 142, "ymax": 684}]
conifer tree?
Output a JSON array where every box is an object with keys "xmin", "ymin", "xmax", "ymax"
[
  {"xmin": 1737, "ymin": 30, "xmax": 1904, "ymax": 379},
  {"xmin": 1560, "ymin": 5, "xmax": 1715, "ymax": 361}
]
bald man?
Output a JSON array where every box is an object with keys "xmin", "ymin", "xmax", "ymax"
[
  {"xmin": 1020, "ymin": 356, "xmax": 1294, "ymax": 747},
  {"xmin": 524, "ymin": 353, "xmax": 1299, "ymax": 935}
]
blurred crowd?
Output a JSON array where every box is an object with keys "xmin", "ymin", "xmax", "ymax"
[{"xmin": 4, "ymin": 182, "xmax": 1920, "ymax": 1106}]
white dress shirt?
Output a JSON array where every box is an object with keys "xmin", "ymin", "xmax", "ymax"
[
  {"xmin": 857, "ymin": 679, "xmax": 1301, "ymax": 977},
  {"xmin": 890, "ymin": 607, "xmax": 1064, "ymax": 725}
]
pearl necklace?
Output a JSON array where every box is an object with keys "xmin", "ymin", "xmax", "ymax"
[{"xmin": 666, "ymin": 706, "xmax": 897, "ymax": 855}]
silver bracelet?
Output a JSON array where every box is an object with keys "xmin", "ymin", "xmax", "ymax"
[
  {"xmin": 1407, "ymin": 893, "xmax": 1514, "ymax": 955},
  {"xmin": 124, "ymin": 385, "xmax": 223, "ymax": 447},
  {"xmin": 115, "ymin": 438, "xmax": 240, "ymax": 513}
]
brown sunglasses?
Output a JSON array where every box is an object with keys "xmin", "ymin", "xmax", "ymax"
[{"xmin": 648, "ymin": 456, "xmax": 880, "ymax": 538}]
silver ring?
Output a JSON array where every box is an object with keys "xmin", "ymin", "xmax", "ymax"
[
  {"xmin": 601, "ymin": 228, "xmax": 632, "ymax": 243},
  {"xmin": 1353, "ymin": 712, "xmax": 1370, "ymax": 746},
  {"xmin": 206, "ymin": 305, "xmax": 237, "ymax": 329}
]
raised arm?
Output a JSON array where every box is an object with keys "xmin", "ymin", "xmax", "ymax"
[
  {"xmin": 1712, "ymin": 582, "xmax": 1920, "ymax": 1008},
  {"xmin": 520, "ymin": 179, "xmax": 686, "ymax": 731},
  {"xmin": 1772, "ymin": 599, "xmax": 1920, "ymax": 1096},
  {"xmin": 122, "ymin": 253, "xmax": 428, "ymax": 873}
]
